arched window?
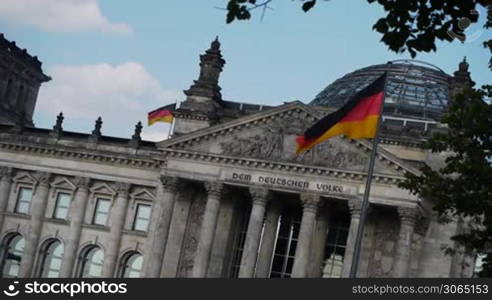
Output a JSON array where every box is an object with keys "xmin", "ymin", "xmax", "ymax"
[
  {"xmin": 119, "ymin": 252, "xmax": 143, "ymax": 278},
  {"xmin": 79, "ymin": 246, "xmax": 103, "ymax": 278},
  {"xmin": 0, "ymin": 234, "xmax": 25, "ymax": 278},
  {"xmin": 38, "ymin": 240, "xmax": 64, "ymax": 278}
]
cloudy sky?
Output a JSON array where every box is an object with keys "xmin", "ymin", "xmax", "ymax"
[{"xmin": 0, "ymin": 0, "xmax": 490, "ymax": 141}]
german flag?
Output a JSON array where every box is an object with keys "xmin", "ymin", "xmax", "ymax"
[
  {"xmin": 148, "ymin": 103, "xmax": 176, "ymax": 126},
  {"xmin": 296, "ymin": 73, "xmax": 386, "ymax": 154}
]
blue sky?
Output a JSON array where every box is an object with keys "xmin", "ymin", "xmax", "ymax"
[{"xmin": 1, "ymin": 0, "xmax": 490, "ymax": 140}]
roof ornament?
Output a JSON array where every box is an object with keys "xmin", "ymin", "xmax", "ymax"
[
  {"xmin": 129, "ymin": 121, "xmax": 143, "ymax": 148},
  {"xmin": 51, "ymin": 112, "xmax": 64, "ymax": 139},
  {"xmin": 89, "ymin": 116, "xmax": 103, "ymax": 143},
  {"xmin": 211, "ymin": 36, "xmax": 220, "ymax": 51}
]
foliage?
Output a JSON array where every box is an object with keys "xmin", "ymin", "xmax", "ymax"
[
  {"xmin": 224, "ymin": 0, "xmax": 492, "ymax": 69},
  {"xmin": 398, "ymin": 86, "xmax": 492, "ymax": 277}
]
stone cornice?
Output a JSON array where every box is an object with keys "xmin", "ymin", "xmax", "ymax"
[
  {"xmin": 0, "ymin": 140, "xmax": 163, "ymax": 169},
  {"xmin": 379, "ymin": 137, "xmax": 424, "ymax": 149},
  {"xmin": 161, "ymin": 148, "xmax": 406, "ymax": 185}
]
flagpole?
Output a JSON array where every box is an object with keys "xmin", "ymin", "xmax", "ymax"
[
  {"xmin": 166, "ymin": 99, "xmax": 178, "ymax": 139},
  {"xmin": 348, "ymin": 65, "xmax": 391, "ymax": 278}
]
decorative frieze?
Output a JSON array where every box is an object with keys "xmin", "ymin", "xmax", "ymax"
[{"xmin": 0, "ymin": 141, "xmax": 162, "ymax": 169}]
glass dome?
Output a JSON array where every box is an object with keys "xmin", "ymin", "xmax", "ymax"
[{"xmin": 310, "ymin": 60, "xmax": 452, "ymax": 120}]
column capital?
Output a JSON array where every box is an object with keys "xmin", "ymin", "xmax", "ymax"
[
  {"xmin": 204, "ymin": 181, "xmax": 223, "ymax": 199},
  {"xmin": 300, "ymin": 193, "xmax": 320, "ymax": 213},
  {"xmin": 74, "ymin": 176, "xmax": 91, "ymax": 190},
  {"xmin": 0, "ymin": 166, "xmax": 13, "ymax": 182},
  {"xmin": 159, "ymin": 175, "xmax": 179, "ymax": 193},
  {"xmin": 35, "ymin": 171, "xmax": 52, "ymax": 187},
  {"xmin": 249, "ymin": 187, "xmax": 270, "ymax": 207},
  {"xmin": 115, "ymin": 182, "xmax": 131, "ymax": 197},
  {"xmin": 398, "ymin": 207, "xmax": 418, "ymax": 226},
  {"xmin": 348, "ymin": 199, "xmax": 363, "ymax": 217}
]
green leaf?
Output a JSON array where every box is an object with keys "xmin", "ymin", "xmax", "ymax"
[{"xmin": 302, "ymin": 0, "xmax": 316, "ymax": 12}]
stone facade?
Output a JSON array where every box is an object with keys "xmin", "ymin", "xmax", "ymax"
[{"xmin": 0, "ymin": 35, "xmax": 477, "ymax": 278}]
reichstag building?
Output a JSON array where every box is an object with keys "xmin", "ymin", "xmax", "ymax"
[{"xmin": 0, "ymin": 34, "xmax": 478, "ymax": 278}]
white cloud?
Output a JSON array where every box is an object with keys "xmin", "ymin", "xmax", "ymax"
[
  {"xmin": 0, "ymin": 0, "xmax": 132, "ymax": 35},
  {"xmin": 36, "ymin": 62, "xmax": 181, "ymax": 141}
]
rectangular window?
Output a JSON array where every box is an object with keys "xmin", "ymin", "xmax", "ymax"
[
  {"xmin": 15, "ymin": 187, "xmax": 33, "ymax": 214},
  {"xmin": 53, "ymin": 192, "xmax": 71, "ymax": 219},
  {"xmin": 93, "ymin": 198, "xmax": 110, "ymax": 225},
  {"xmin": 133, "ymin": 204, "xmax": 151, "ymax": 231}
]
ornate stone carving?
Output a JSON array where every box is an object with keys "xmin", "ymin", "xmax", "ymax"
[
  {"xmin": 74, "ymin": 176, "xmax": 91, "ymax": 190},
  {"xmin": 204, "ymin": 181, "xmax": 223, "ymax": 199},
  {"xmin": 35, "ymin": 171, "xmax": 52, "ymax": 186},
  {"xmin": 348, "ymin": 199, "xmax": 363, "ymax": 217},
  {"xmin": 0, "ymin": 166, "xmax": 13, "ymax": 181},
  {"xmin": 249, "ymin": 187, "xmax": 270, "ymax": 206},
  {"xmin": 159, "ymin": 175, "xmax": 179, "ymax": 193},
  {"xmin": 115, "ymin": 182, "xmax": 131, "ymax": 197},
  {"xmin": 300, "ymin": 193, "xmax": 320, "ymax": 213},
  {"xmin": 220, "ymin": 115, "xmax": 368, "ymax": 169},
  {"xmin": 398, "ymin": 207, "xmax": 418, "ymax": 227}
]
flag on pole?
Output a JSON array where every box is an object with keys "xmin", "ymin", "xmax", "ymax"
[
  {"xmin": 147, "ymin": 103, "xmax": 176, "ymax": 126},
  {"xmin": 296, "ymin": 73, "xmax": 387, "ymax": 154}
]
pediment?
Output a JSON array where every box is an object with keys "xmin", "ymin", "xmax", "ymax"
[
  {"xmin": 13, "ymin": 172, "xmax": 37, "ymax": 185},
  {"xmin": 90, "ymin": 182, "xmax": 116, "ymax": 196},
  {"xmin": 159, "ymin": 102, "xmax": 419, "ymax": 177},
  {"xmin": 130, "ymin": 188, "xmax": 155, "ymax": 201},
  {"xmin": 50, "ymin": 177, "xmax": 76, "ymax": 191}
]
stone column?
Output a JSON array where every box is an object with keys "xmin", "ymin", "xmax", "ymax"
[
  {"xmin": 309, "ymin": 202, "xmax": 331, "ymax": 278},
  {"xmin": 238, "ymin": 187, "xmax": 269, "ymax": 278},
  {"xmin": 191, "ymin": 182, "xmax": 223, "ymax": 278},
  {"xmin": 341, "ymin": 199, "xmax": 362, "ymax": 277},
  {"xmin": 19, "ymin": 172, "xmax": 51, "ymax": 277},
  {"xmin": 0, "ymin": 167, "xmax": 13, "ymax": 230},
  {"xmin": 255, "ymin": 200, "xmax": 281, "ymax": 278},
  {"xmin": 292, "ymin": 193, "xmax": 320, "ymax": 278},
  {"xmin": 393, "ymin": 207, "xmax": 417, "ymax": 277},
  {"xmin": 102, "ymin": 182, "xmax": 131, "ymax": 277},
  {"xmin": 59, "ymin": 177, "xmax": 90, "ymax": 277},
  {"xmin": 144, "ymin": 175, "xmax": 179, "ymax": 277}
]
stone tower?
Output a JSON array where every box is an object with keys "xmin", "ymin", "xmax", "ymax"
[
  {"xmin": 173, "ymin": 37, "xmax": 226, "ymax": 135},
  {"xmin": 0, "ymin": 33, "xmax": 51, "ymax": 127},
  {"xmin": 449, "ymin": 57, "xmax": 475, "ymax": 100},
  {"xmin": 181, "ymin": 37, "xmax": 225, "ymax": 113}
]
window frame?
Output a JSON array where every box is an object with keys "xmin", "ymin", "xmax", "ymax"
[
  {"xmin": 37, "ymin": 239, "xmax": 64, "ymax": 278},
  {"xmin": 14, "ymin": 186, "xmax": 33, "ymax": 215},
  {"xmin": 119, "ymin": 252, "xmax": 143, "ymax": 278},
  {"xmin": 132, "ymin": 203, "xmax": 151, "ymax": 232},
  {"xmin": 52, "ymin": 192, "xmax": 72, "ymax": 220},
  {"xmin": 0, "ymin": 234, "xmax": 25, "ymax": 278},
  {"xmin": 78, "ymin": 246, "xmax": 104, "ymax": 278},
  {"xmin": 92, "ymin": 197, "xmax": 111, "ymax": 226}
]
